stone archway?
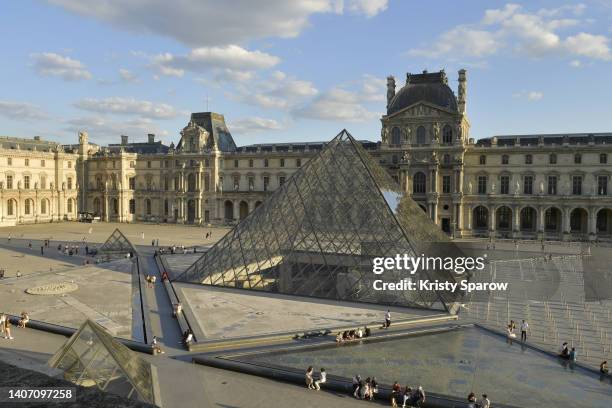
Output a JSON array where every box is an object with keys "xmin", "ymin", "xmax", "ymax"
[
  {"xmin": 187, "ymin": 199, "xmax": 196, "ymax": 223},
  {"xmin": 520, "ymin": 207, "xmax": 537, "ymax": 232},
  {"xmin": 224, "ymin": 200, "xmax": 234, "ymax": 220},
  {"xmin": 239, "ymin": 201, "xmax": 249, "ymax": 220},
  {"xmin": 597, "ymin": 208, "xmax": 612, "ymax": 236},
  {"xmin": 544, "ymin": 207, "xmax": 562, "ymax": 234},
  {"xmin": 496, "ymin": 206, "xmax": 512, "ymax": 231},
  {"xmin": 473, "ymin": 206, "xmax": 489, "ymax": 230},
  {"xmin": 570, "ymin": 208, "xmax": 588, "ymax": 234}
]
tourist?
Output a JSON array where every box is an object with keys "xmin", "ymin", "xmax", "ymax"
[
  {"xmin": 520, "ymin": 320, "xmax": 529, "ymax": 342},
  {"xmin": 151, "ymin": 275, "xmax": 157, "ymax": 286},
  {"xmin": 506, "ymin": 323, "xmax": 516, "ymax": 344},
  {"xmin": 467, "ymin": 392, "xmax": 477, "ymax": 407},
  {"xmin": 335, "ymin": 332, "xmax": 343, "ymax": 342},
  {"xmin": 390, "ymin": 382, "xmax": 401, "ymax": 408},
  {"xmin": 348, "ymin": 329, "xmax": 356, "ymax": 340},
  {"xmin": 314, "ymin": 368, "xmax": 326, "ymax": 390},
  {"xmin": 401, "ymin": 386, "xmax": 412, "ymax": 407},
  {"xmin": 4, "ymin": 318, "xmax": 14, "ymax": 340},
  {"xmin": 184, "ymin": 330, "xmax": 194, "ymax": 347},
  {"xmin": 357, "ymin": 378, "xmax": 368, "ymax": 399},
  {"xmin": 384, "ymin": 309, "xmax": 391, "ymax": 329},
  {"xmin": 559, "ymin": 342, "xmax": 570, "ymax": 359},
  {"xmin": 152, "ymin": 239, "xmax": 155, "ymax": 246},
  {"xmin": 479, "ymin": 394, "xmax": 491, "ymax": 408},
  {"xmin": 370, "ymin": 377, "xmax": 378, "ymax": 399},
  {"xmin": 600, "ymin": 361, "xmax": 609, "ymax": 375},
  {"xmin": 0, "ymin": 314, "xmax": 5, "ymax": 337},
  {"xmin": 364, "ymin": 326, "xmax": 371, "ymax": 337},
  {"xmin": 173, "ymin": 302, "xmax": 183, "ymax": 317},
  {"xmin": 305, "ymin": 366, "xmax": 315, "ymax": 389},
  {"xmin": 356, "ymin": 327, "xmax": 363, "ymax": 338},
  {"xmin": 352, "ymin": 375, "xmax": 361, "ymax": 395},
  {"xmin": 413, "ymin": 386, "xmax": 426, "ymax": 407},
  {"xmin": 569, "ymin": 347, "xmax": 577, "ymax": 362},
  {"xmin": 161, "ymin": 271, "xmax": 169, "ymax": 281},
  {"xmin": 40, "ymin": 246, "xmax": 44, "ymax": 255},
  {"xmin": 18, "ymin": 311, "xmax": 29, "ymax": 328},
  {"xmin": 152, "ymin": 336, "xmax": 164, "ymax": 354},
  {"xmin": 28, "ymin": 241, "xmax": 32, "ymax": 249}
]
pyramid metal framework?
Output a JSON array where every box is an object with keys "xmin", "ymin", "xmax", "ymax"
[
  {"xmin": 99, "ymin": 228, "xmax": 137, "ymax": 255},
  {"xmin": 48, "ymin": 319, "xmax": 156, "ymax": 404},
  {"xmin": 175, "ymin": 130, "xmax": 466, "ymax": 311}
]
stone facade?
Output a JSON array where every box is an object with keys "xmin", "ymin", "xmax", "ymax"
[
  {"xmin": 2, "ymin": 69, "xmax": 612, "ymax": 240},
  {"xmin": 0, "ymin": 136, "xmax": 79, "ymax": 226}
]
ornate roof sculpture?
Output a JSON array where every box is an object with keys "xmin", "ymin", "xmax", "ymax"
[
  {"xmin": 48, "ymin": 319, "xmax": 157, "ymax": 404},
  {"xmin": 99, "ymin": 228, "xmax": 137, "ymax": 255},
  {"xmin": 175, "ymin": 130, "xmax": 466, "ymax": 311}
]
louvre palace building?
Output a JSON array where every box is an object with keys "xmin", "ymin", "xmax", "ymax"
[{"xmin": 2, "ymin": 69, "xmax": 612, "ymax": 241}]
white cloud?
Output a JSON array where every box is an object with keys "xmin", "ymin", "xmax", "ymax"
[
  {"xmin": 146, "ymin": 45, "xmax": 280, "ymax": 78},
  {"xmin": 293, "ymin": 87, "xmax": 379, "ymax": 122},
  {"xmin": 64, "ymin": 116, "xmax": 166, "ymax": 143},
  {"xmin": 74, "ymin": 97, "xmax": 181, "ymax": 119},
  {"xmin": 564, "ymin": 32, "xmax": 612, "ymax": 60},
  {"xmin": 0, "ymin": 101, "xmax": 48, "ymax": 121},
  {"xmin": 569, "ymin": 59, "xmax": 582, "ymax": 67},
  {"xmin": 231, "ymin": 71, "xmax": 318, "ymax": 110},
  {"xmin": 119, "ymin": 68, "xmax": 138, "ymax": 82},
  {"xmin": 229, "ymin": 117, "xmax": 284, "ymax": 134},
  {"xmin": 409, "ymin": 3, "xmax": 611, "ymax": 62},
  {"xmin": 46, "ymin": 0, "xmax": 387, "ymax": 47},
  {"xmin": 30, "ymin": 52, "xmax": 92, "ymax": 81},
  {"xmin": 513, "ymin": 90, "xmax": 544, "ymax": 101}
]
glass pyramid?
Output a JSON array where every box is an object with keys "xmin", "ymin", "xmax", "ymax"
[
  {"xmin": 175, "ymin": 130, "xmax": 466, "ymax": 311},
  {"xmin": 99, "ymin": 228, "xmax": 137, "ymax": 255},
  {"xmin": 48, "ymin": 319, "xmax": 156, "ymax": 404}
]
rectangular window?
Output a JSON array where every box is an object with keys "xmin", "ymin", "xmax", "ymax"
[
  {"xmin": 500, "ymin": 175, "xmax": 509, "ymax": 195},
  {"xmin": 249, "ymin": 177, "xmax": 254, "ymax": 191},
  {"xmin": 442, "ymin": 175, "xmax": 451, "ymax": 193},
  {"xmin": 67, "ymin": 161, "xmax": 72, "ymax": 168},
  {"xmin": 478, "ymin": 175, "xmax": 487, "ymax": 195},
  {"xmin": 525, "ymin": 155, "xmax": 532, "ymax": 164},
  {"xmin": 40, "ymin": 176, "xmax": 46, "ymax": 189},
  {"xmin": 279, "ymin": 176, "xmax": 286, "ymax": 186},
  {"xmin": 130, "ymin": 161, "xmax": 135, "ymax": 168},
  {"xmin": 572, "ymin": 175, "xmax": 582, "ymax": 195},
  {"xmin": 6, "ymin": 175, "xmax": 13, "ymax": 189},
  {"xmin": 129, "ymin": 177, "xmax": 135, "ymax": 190},
  {"xmin": 129, "ymin": 200, "xmax": 135, "ymax": 214},
  {"xmin": 548, "ymin": 176, "xmax": 557, "ymax": 195},
  {"xmin": 523, "ymin": 175, "xmax": 533, "ymax": 195},
  {"xmin": 234, "ymin": 159, "xmax": 239, "ymax": 168},
  {"xmin": 25, "ymin": 158, "xmax": 29, "ymax": 166},
  {"xmin": 598, "ymin": 175, "xmax": 608, "ymax": 195},
  {"xmin": 263, "ymin": 176, "xmax": 269, "ymax": 191},
  {"xmin": 67, "ymin": 177, "xmax": 73, "ymax": 190},
  {"xmin": 147, "ymin": 161, "xmax": 151, "ymax": 168},
  {"xmin": 249, "ymin": 159, "xmax": 253, "ymax": 168},
  {"xmin": 7, "ymin": 158, "xmax": 12, "ymax": 166},
  {"xmin": 280, "ymin": 158, "xmax": 285, "ymax": 167},
  {"xmin": 264, "ymin": 159, "xmax": 269, "ymax": 168},
  {"xmin": 296, "ymin": 158, "xmax": 301, "ymax": 167},
  {"xmin": 24, "ymin": 175, "xmax": 30, "ymax": 189},
  {"xmin": 41, "ymin": 159, "xmax": 45, "ymax": 167},
  {"xmin": 233, "ymin": 176, "xmax": 239, "ymax": 190}
]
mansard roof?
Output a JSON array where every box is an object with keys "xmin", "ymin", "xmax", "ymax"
[{"xmin": 476, "ymin": 132, "xmax": 612, "ymax": 147}]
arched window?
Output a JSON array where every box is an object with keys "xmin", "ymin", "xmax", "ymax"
[
  {"xmin": 391, "ymin": 127, "xmax": 401, "ymax": 145},
  {"xmin": 93, "ymin": 197, "xmax": 101, "ymax": 214},
  {"xmin": 473, "ymin": 206, "xmax": 489, "ymax": 229},
  {"xmin": 40, "ymin": 199, "xmax": 47, "ymax": 214},
  {"xmin": 416, "ymin": 126, "xmax": 426, "ymax": 144},
  {"xmin": 25, "ymin": 199, "xmax": 32, "ymax": 215},
  {"xmin": 442, "ymin": 125, "xmax": 453, "ymax": 144},
  {"xmin": 112, "ymin": 198, "xmax": 118, "ymax": 214},
  {"xmin": 145, "ymin": 199, "xmax": 151, "ymax": 215},
  {"xmin": 413, "ymin": 172, "xmax": 426, "ymax": 194}
]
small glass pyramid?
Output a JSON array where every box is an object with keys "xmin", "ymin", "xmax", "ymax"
[
  {"xmin": 48, "ymin": 319, "xmax": 156, "ymax": 404},
  {"xmin": 99, "ymin": 228, "xmax": 137, "ymax": 255},
  {"xmin": 175, "ymin": 130, "xmax": 466, "ymax": 311}
]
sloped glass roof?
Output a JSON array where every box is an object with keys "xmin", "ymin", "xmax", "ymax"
[
  {"xmin": 175, "ymin": 130, "xmax": 465, "ymax": 311},
  {"xmin": 99, "ymin": 228, "xmax": 137, "ymax": 254},
  {"xmin": 48, "ymin": 319, "xmax": 155, "ymax": 404}
]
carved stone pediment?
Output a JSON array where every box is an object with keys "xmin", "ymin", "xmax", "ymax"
[{"xmin": 389, "ymin": 102, "xmax": 455, "ymax": 120}]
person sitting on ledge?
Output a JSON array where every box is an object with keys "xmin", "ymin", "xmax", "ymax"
[
  {"xmin": 600, "ymin": 361, "xmax": 609, "ymax": 374},
  {"xmin": 569, "ymin": 347, "xmax": 577, "ymax": 362},
  {"xmin": 356, "ymin": 327, "xmax": 363, "ymax": 339},
  {"xmin": 152, "ymin": 336, "xmax": 165, "ymax": 355},
  {"xmin": 467, "ymin": 392, "xmax": 477, "ymax": 408},
  {"xmin": 18, "ymin": 312, "xmax": 29, "ymax": 328},
  {"xmin": 305, "ymin": 366, "xmax": 315, "ymax": 390},
  {"xmin": 314, "ymin": 368, "xmax": 326, "ymax": 390},
  {"xmin": 335, "ymin": 332, "xmax": 343, "ymax": 342},
  {"xmin": 348, "ymin": 329, "xmax": 356, "ymax": 340},
  {"xmin": 184, "ymin": 330, "xmax": 193, "ymax": 347},
  {"xmin": 370, "ymin": 377, "xmax": 378, "ymax": 399},
  {"xmin": 364, "ymin": 326, "xmax": 371, "ymax": 337},
  {"xmin": 390, "ymin": 381, "xmax": 401, "ymax": 407},
  {"xmin": 559, "ymin": 342, "xmax": 570, "ymax": 359},
  {"xmin": 342, "ymin": 330, "xmax": 350, "ymax": 341},
  {"xmin": 173, "ymin": 302, "xmax": 183, "ymax": 317},
  {"xmin": 401, "ymin": 385, "xmax": 412, "ymax": 408}
]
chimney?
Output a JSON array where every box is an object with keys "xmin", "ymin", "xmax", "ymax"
[
  {"xmin": 386, "ymin": 76, "xmax": 396, "ymax": 109},
  {"xmin": 121, "ymin": 135, "xmax": 128, "ymax": 145},
  {"xmin": 148, "ymin": 133, "xmax": 155, "ymax": 144},
  {"xmin": 457, "ymin": 69, "xmax": 467, "ymax": 114}
]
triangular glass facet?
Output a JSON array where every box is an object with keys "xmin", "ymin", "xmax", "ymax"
[{"xmin": 99, "ymin": 228, "xmax": 137, "ymax": 254}]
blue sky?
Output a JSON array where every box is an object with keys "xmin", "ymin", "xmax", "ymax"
[{"xmin": 1, "ymin": 1, "xmax": 612, "ymax": 147}]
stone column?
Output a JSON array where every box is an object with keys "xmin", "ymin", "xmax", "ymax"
[
  {"xmin": 562, "ymin": 207, "xmax": 571, "ymax": 240},
  {"xmin": 537, "ymin": 206, "xmax": 545, "ymax": 240},
  {"xmin": 489, "ymin": 206, "xmax": 496, "ymax": 238},
  {"xmin": 233, "ymin": 200, "xmax": 240, "ymax": 221},
  {"xmin": 513, "ymin": 205, "xmax": 521, "ymax": 238},
  {"xmin": 588, "ymin": 208, "xmax": 597, "ymax": 240}
]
